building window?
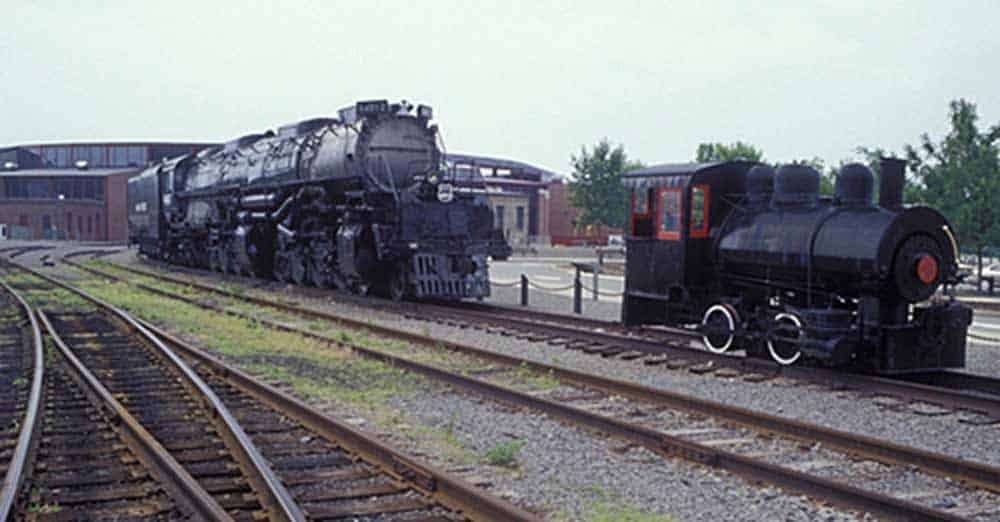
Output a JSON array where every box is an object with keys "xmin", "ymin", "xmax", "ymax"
[
  {"xmin": 18, "ymin": 215, "xmax": 28, "ymax": 227},
  {"xmin": 78, "ymin": 216, "xmax": 83, "ymax": 237},
  {"xmin": 516, "ymin": 206, "xmax": 525, "ymax": 231},
  {"xmin": 42, "ymin": 215, "xmax": 51, "ymax": 230},
  {"xmin": 67, "ymin": 212, "xmax": 73, "ymax": 238},
  {"xmin": 41, "ymin": 147, "xmax": 70, "ymax": 167},
  {"xmin": 95, "ymin": 213, "xmax": 101, "ymax": 239},
  {"xmin": 495, "ymin": 205, "xmax": 505, "ymax": 230},
  {"xmin": 8, "ymin": 179, "xmax": 47, "ymax": 198},
  {"xmin": 71, "ymin": 146, "xmax": 105, "ymax": 167},
  {"xmin": 87, "ymin": 216, "xmax": 93, "ymax": 235}
]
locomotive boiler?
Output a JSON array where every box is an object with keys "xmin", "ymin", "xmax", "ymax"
[
  {"xmin": 622, "ymin": 158, "xmax": 971, "ymax": 373},
  {"xmin": 129, "ymin": 99, "xmax": 508, "ymax": 301}
]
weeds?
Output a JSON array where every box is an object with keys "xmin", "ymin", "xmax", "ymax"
[
  {"xmin": 26, "ymin": 502, "xmax": 61, "ymax": 514},
  {"xmin": 483, "ymin": 439, "xmax": 524, "ymax": 468}
]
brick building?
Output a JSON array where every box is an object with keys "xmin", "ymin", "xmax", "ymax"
[
  {"xmin": 0, "ymin": 142, "xmax": 211, "ymax": 241},
  {"xmin": 0, "ymin": 168, "xmax": 133, "ymax": 240},
  {"xmin": 547, "ymin": 178, "xmax": 622, "ymax": 245},
  {"xmin": 446, "ymin": 153, "xmax": 553, "ymax": 245}
]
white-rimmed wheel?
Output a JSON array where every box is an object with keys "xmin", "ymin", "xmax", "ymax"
[
  {"xmin": 701, "ymin": 304, "xmax": 739, "ymax": 354},
  {"xmin": 767, "ymin": 312, "xmax": 803, "ymax": 365}
]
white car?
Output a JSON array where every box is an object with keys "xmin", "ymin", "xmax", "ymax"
[{"xmin": 981, "ymin": 263, "xmax": 1000, "ymax": 281}]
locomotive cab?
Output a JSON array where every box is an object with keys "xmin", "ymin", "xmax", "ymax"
[{"xmin": 622, "ymin": 161, "xmax": 754, "ymax": 327}]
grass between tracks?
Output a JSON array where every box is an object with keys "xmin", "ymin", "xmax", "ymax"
[
  {"xmin": 84, "ymin": 259, "xmax": 564, "ymax": 394},
  {"xmin": 2, "ymin": 271, "xmax": 91, "ymax": 310},
  {"xmin": 14, "ymin": 264, "xmax": 678, "ymax": 522},
  {"xmin": 67, "ymin": 267, "xmax": 488, "ymax": 468}
]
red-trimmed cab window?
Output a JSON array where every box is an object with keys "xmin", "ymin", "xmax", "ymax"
[
  {"xmin": 689, "ymin": 184, "xmax": 710, "ymax": 238},
  {"xmin": 656, "ymin": 188, "xmax": 681, "ymax": 240},
  {"xmin": 631, "ymin": 188, "xmax": 654, "ymax": 237}
]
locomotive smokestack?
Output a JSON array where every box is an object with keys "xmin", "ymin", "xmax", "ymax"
[{"xmin": 878, "ymin": 157, "xmax": 906, "ymax": 210}]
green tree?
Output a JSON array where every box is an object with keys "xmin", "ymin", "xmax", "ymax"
[
  {"xmin": 695, "ymin": 141, "xmax": 764, "ymax": 163},
  {"xmin": 568, "ymin": 139, "xmax": 643, "ymax": 229},
  {"xmin": 904, "ymin": 99, "xmax": 1000, "ymax": 279}
]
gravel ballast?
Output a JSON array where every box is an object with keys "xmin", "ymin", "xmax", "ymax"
[
  {"xmin": 34, "ymin": 248, "xmax": 1000, "ymax": 519},
  {"xmin": 98, "ymin": 251, "xmax": 1000, "ymax": 468}
]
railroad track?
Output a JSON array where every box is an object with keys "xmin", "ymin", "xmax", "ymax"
[
  {"xmin": 0, "ymin": 266, "xmax": 535, "ymax": 521},
  {"xmin": 412, "ymin": 301, "xmax": 1000, "ymax": 420},
  {"xmin": 98, "ymin": 257, "xmax": 1000, "ymax": 423},
  {"xmin": 50, "ymin": 256, "xmax": 1000, "ymax": 520},
  {"xmin": 0, "ymin": 282, "xmax": 43, "ymax": 519},
  {"xmin": 0, "ymin": 278, "xmax": 218, "ymax": 519},
  {"xmin": 0, "ymin": 244, "xmax": 54, "ymax": 259}
]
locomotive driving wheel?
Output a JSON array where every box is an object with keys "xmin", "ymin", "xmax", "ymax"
[
  {"xmin": 767, "ymin": 313, "xmax": 803, "ymax": 365},
  {"xmin": 273, "ymin": 252, "xmax": 292, "ymax": 283},
  {"xmin": 388, "ymin": 263, "xmax": 410, "ymax": 302},
  {"xmin": 701, "ymin": 304, "xmax": 739, "ymax": 354},
  {"xmin": 290, "ymin": 255, "xmax": 309, "ymax": 286},
  {"xmin": 307, "ymin": 258, "xmax": 331, "ymax": 288}
]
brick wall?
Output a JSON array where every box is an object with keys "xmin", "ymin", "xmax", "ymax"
[
  {"xmin": 487, "ymin": 192, "xmax": 531, "ymax": 245},
  {"xmin": 547, "ymin": 180, "xmax": 579, "ymax": 237},
  {"xmin": 104, "ymin": 172, "xmax": 129, "ymax": 241},
  {"xmin": 546, "ymin": 179, "xmax": 622, "ymax": 245}
]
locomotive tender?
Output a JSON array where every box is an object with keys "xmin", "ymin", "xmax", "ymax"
[
  {"xmin": 128, "ymin": 99, "xmax": 507, "ymax": 301},
  {"xmin": 622, "ymin": 158, "xmax": 972, "ymax": 373}
]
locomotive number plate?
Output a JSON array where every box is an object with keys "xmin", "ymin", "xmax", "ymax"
[{"xmin": 357, "ymin": 100, "xmax": 390, "ymax": 115}]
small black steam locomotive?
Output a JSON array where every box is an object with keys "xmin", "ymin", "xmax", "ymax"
[
  {"xmin": 128, "ymin": 99, "xmax": 508, "ymax": 301},
  {"xmin": 622, "ymin": 159, "xmax": 971, "ymax": 373}
]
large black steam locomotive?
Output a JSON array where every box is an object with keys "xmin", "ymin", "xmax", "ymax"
[
  {"xmin": 128, "ymin": 99, "xmax": 508, "ymax": 301},
  {"xmin": 622, "ymin": 159, "xmax": 972, "ymax": 373}
]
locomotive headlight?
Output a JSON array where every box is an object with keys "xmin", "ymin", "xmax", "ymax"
[
  {"xmin": 427, "ymin": 173, "xmax": 440, "ymax": 185},
  {"xmin": 437, "ymin": 183, "xmax": 454, "ymax": 203}
]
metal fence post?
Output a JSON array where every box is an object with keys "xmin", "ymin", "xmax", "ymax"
[
  {"xmin": 592, "ymin": 264, "xmax": 599, "ymax": 301},
  {"xmin": 573, "ymin": 266, "xmax": 582, "ymax": 314},
  {"xmin": 520, "ymin": 274, "xmax": 528, "ymax": 306}
]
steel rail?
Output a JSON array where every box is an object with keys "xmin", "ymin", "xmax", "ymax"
[
  {"xmin": 51, "ymin": 262, "xmax": 992, "ymax": 520},
  {"xmin": 99, "ymin": 258, "xmax": 1000, "ymax": 419},
  {"xmin": 62, "ymin": 248, "xmax": 122, "ymax": 260},
  {"xmin": 0, "ymin": 245, "xmax": 54, "ymax": 258},
  {"xmin": 423, "ymin": 302, "xmax": 1000, "ymax": 418},
  {"xmin": 137, "ymin": 318, "xmax": 544, "ymax": 522},
  {"xmin": 67, "ymin": 258, "xmax": 1000, "ymax": 491},
  {"xmin": 0, "ymin": 281, "xmax": 44, "ymax": 520},
  {"xmin": 6, "ymin": 262, "xmax": 307, "ymax": 522},
  {"xmin": 30, "ymin": 307, "xmax": 233, "ymax": 520},
  {"xmin": 7, "ymin": 261, "xmax": 540, "ymax": 521}
]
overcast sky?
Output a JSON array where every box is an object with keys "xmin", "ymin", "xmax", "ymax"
[{"xmin": 2, "ymin": 1, "xmax": 998, "ymax": 176}]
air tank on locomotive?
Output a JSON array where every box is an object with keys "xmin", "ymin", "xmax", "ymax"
[{"xmin": 716, "ymin": 158, "xmax": 959, "ymax": 305}]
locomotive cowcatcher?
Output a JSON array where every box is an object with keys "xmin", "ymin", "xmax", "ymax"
[
  {"xmin": 621, "ymin": 159, "xmax": 972, "ymax": 373},
  {"xmin": 128, "ymin": 99, "xmax": 508, "ymax": 301}
]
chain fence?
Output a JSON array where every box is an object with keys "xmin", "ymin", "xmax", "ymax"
[{"xmin": 489, "ymin": 273, "xmax": 624, "ymax": 302}]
